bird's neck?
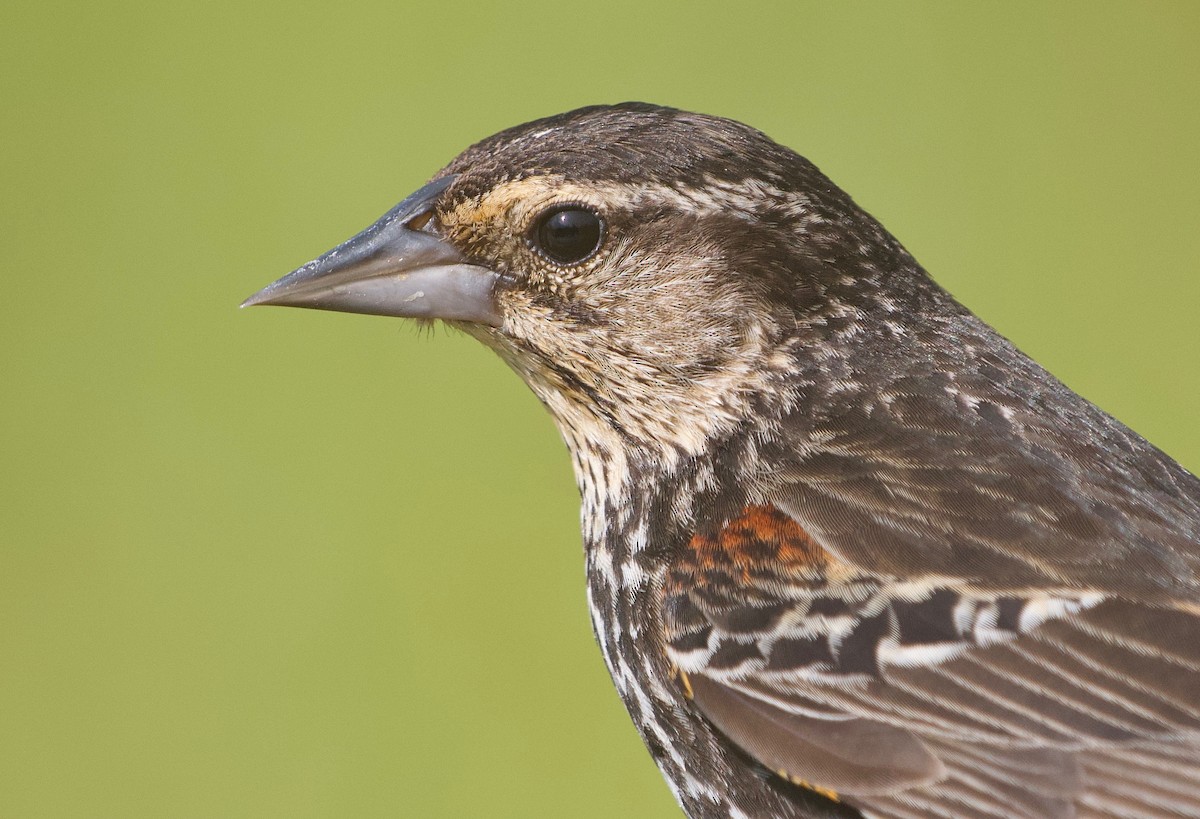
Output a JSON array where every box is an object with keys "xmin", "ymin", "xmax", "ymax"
[
  {"xmin": 572, "ymin": 438, "xmax": 820, "ymax": 818},
  {"xmin": 577, "ymin": 448, "xmax": 725, "ymax": 815}
]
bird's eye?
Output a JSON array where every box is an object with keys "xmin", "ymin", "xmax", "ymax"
[{"xmin": 532, "ymin": 206, "xmax": 603, "ymax": 265}]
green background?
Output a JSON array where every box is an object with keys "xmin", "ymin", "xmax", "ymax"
[{"xmin": 3, "ymin": 3, "xmax": 1198, "ymax": 817}]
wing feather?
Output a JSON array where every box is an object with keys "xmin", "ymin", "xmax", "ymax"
[
  {"xmin": 663, "ymin": 504, "xmax": 1200, "ymax": 818},
  {"xmin": 687, "ymin": 674, "xmax": 944, "ymax": 796},
  {"xmin": 770, "ymin": 372, "xmax": 1200, "ymax": 600}
]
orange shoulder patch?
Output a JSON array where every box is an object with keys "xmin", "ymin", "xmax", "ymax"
[{"xmin": 687, "ymin": 505, "xmax": 829, "ymax": 577}]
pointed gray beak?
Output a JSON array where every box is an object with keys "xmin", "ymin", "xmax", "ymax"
[{"xmin": 242, "ymin": 175, "xmax": 501, "ymax": 326}]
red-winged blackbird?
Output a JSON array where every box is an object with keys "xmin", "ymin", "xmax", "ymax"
[{"xmin": 245, "ymin": 104, "xmax": 1200, "ymax": 819}]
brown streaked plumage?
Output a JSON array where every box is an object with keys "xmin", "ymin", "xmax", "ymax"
[{"xmin": 245, "ymin": 103, "xmax": 1200, "ymax": 818}]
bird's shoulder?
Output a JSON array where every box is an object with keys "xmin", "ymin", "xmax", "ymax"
[{"xmin": 754, "ymin": 307, "xmax": 1200, "ymax": 600}]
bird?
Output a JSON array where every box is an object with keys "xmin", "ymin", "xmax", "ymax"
[{"xmin": 244, "ymin": 103, "xmax": 1200, "ymax": 819}]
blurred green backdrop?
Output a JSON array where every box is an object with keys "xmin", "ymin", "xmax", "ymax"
[{"xmin": 2, "ymin": 2, "xmax": 1198, "ymax": 817}]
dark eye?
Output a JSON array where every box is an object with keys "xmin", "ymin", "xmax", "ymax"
[{"xmin": 532, "ymin": 206, "xmax": 603, "ymax": 265}]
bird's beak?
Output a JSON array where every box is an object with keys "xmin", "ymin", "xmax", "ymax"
[{"xmin": 241, "ymin": 175, "xmax": 501, "ymax": 326}]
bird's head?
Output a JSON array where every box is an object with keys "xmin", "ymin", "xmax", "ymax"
[{"xmin": 246, "ymin": 104, "xmax": 924, "ymax": 460}]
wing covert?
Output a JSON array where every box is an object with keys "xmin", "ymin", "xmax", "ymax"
[{"xmin": 662, "ymin": 503, "xmax": 1200, "ymax": 817}]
